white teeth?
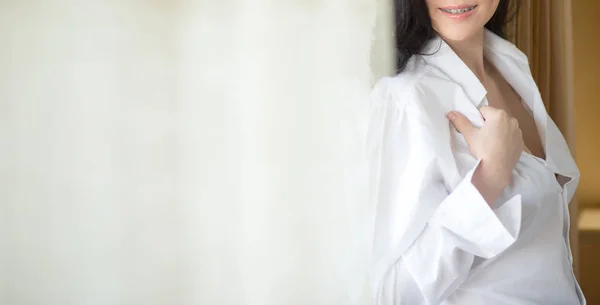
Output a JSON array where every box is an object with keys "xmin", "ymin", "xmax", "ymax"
[{"xmin": 441, "ymin": 6, "xmax": 475, "ymax": 14}]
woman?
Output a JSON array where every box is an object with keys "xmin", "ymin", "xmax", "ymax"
[{"xmin": 367, "ymin": 0, "xmax": 585, "ymax": 304}]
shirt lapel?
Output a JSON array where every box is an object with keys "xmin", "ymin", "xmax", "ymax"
[
  {"xmin": 423, "ymin": 29, "xmax": 579, "ymax": 184},
  {"xmin": 421, "ymin": 36, "xmax": 487, "ymax": 109},
  {"xmin": 484, "ymin": 31, "xmax": 579, "ymax": 181}
]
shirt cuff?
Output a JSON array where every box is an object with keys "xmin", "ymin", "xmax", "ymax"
[{"xmin": 428, "ymin": 160, "xmax": 522, "ymax": 259}]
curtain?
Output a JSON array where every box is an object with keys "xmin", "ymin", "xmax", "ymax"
[
  {"xmin": 0, "ymin": 1, "xmax": 393, "ymax": 304},
  {"xmin": 506, "ymin": 0, "xmax": 579, "ymax": 277}
]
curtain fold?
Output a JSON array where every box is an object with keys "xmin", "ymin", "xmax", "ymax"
[{"xmin": 507, "ymin": 0, "xmax": 579, "ymax": 278}]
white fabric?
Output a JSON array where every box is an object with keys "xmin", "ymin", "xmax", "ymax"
[
  {"xmin": 368, "ymin": 30, "xmax": 585, "ymax": 305},
  {"xmin": 0, "ymin": 1, "xmax": 393, "ymax": 304}
]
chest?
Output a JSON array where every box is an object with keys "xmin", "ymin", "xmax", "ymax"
[{"xmin": 484, "ymin": 71, "xmax": 546, "ymax": 159}]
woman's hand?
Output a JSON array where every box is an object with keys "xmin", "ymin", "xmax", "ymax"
[{"xmin": 447, "ymin": 107, "xmax": 525, "ymax": 205}]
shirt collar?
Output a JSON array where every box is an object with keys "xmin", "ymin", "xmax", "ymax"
[
  {"xmin": 421, "ymin": 29, "xmax": 529, "ymax": 108},
  {"xmin": 421, "ymin": 29, "xmax": 579, "ymax": 180}
]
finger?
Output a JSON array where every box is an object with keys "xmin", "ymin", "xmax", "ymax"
[
  {"xmin": 447, "ymin": 111, "xmax": 478, "ymax": 140},
  {"xmin": 478, "ymin": 106, "xmax": 500, "ymax": 120}
]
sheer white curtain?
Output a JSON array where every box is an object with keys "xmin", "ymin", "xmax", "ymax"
[{"xmin": 0, "ymin": 1, "xmax": 393, "ymax": 304}]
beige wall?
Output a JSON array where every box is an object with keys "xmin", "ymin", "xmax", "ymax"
[{"xmin": 573, "ymin": 0, "xmax": 600, "ymax": 204}]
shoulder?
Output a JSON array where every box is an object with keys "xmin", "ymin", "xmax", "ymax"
[
  {"xmin": 370, "ymin": 55, "xmax": 457, "ymax": 121},
  {"xmin": 368, "ymin": 56, "xmax": 456, "ymax": 151},
  {"xmin": 370, "ymin": 56, "xmax": 434, "ymax": 109},
  {"xmin": 368, "ymin": 56, "xmax": 449, "ymax": 138}
]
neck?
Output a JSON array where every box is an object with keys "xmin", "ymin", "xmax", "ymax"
[{"xmin": 442, "ymin": 30, "xmax": 486, "ymax": 83}]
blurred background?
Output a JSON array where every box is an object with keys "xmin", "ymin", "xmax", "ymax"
[
  {"xmin": 572, "ymin": 1, "xmax": 600, "ymax": 304},
  {"xmin": 0, "ymin": 1, "xmax": 389, "ymax": 304},
  {"xmin": 0, "ymin": 0, "xmax": 599, "ymax": 304}
]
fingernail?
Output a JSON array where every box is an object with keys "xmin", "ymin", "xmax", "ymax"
[{"xmin": 447, "ymin": 112, "xmax": 455, "ymax": 120}]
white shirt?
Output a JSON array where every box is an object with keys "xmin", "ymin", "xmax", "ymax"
[{"xmin": 367, "ymin": 29, "xmax": 585, "ymax": 305}]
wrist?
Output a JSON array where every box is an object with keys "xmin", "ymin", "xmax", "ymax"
[
  {"xmin": 477, "ymin": 159, "xmax": 511, "ymax": 186},
  {"xmin": 471, "ymin": 160, "xmax": 510, "ymax": 205}
]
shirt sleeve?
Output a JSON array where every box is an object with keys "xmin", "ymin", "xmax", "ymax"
[
  {"xmin": 427, "ymin": 160, "xmax": 522, "ymax": 259},
  {"xmin": 367, "ymin": 77, "xmax": 522, "ymax": 305}
]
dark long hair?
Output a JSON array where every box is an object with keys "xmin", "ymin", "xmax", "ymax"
[{"xmin": 394, "ymin": 0, "xmax": 519, "ymax": 72}]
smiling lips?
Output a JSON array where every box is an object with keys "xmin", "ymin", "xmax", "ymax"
[{"xmin": 439, "ymin": 5, "xmax": 478, "ymax": 20}]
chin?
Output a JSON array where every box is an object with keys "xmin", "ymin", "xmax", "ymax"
[{"xmin": 436, "ymin": 25, "xmax": 482, "ymax": 42}]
